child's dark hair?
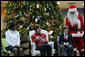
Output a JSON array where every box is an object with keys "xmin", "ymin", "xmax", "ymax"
[
  {"xmin": 34, "ymin": 24, "xmax": 41, "ymax": 31},
  {"xmin": 8, "ymin": 21, "xmax": 15, "ymax": 30}
]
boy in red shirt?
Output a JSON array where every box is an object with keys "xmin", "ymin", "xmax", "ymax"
[{"xmin": 31, "ymin": 24, "xmax": 52, "ymax": 56}]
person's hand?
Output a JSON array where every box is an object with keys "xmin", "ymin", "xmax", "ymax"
[
  {"xmin": 14, "ymin": 45, "xmax": 19, "ymax": 47},
  {"xmin": 63, "ymin": 42, "xmax": 67, "ymax": 45},
  {"xmin": 66, "ymin": 42, "xmax": 69, "ymax": 46},
  {"xmin": 35, "ymin": 36, "xmax": 40, "ymax": 41},
  {"xmin": 76, "ymin": 50, "xmax": 80, "ymax": 56},
  {"xmin": 63, "ymin": 42, "xmax": 69, "ymax": 46},
  {"xmin": 41, "ymin": 38, "xmax": 46, "ymax": 42}
]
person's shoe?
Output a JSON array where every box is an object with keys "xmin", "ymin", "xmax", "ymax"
[
  {"xmin": 76, "ymin": 51, "xmax": 80, "ymax": 56},
  {"xmin": 73, "ymin": 51, "xmax": 76, "ymax": 56},
  {"xmin": 80, "ymin": 51, "xmax": 84, "ymax": 56}
]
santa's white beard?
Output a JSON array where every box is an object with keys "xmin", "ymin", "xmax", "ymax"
[{"xmin": 67, "ymin": 11, "xmax": 81, "ymax": 29}]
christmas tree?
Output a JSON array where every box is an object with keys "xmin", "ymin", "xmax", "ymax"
[{"xmin": 2, "ymin": 1, "xmax": 64, "ymax": 41}]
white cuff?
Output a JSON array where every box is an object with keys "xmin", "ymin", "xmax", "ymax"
[
  {"xmin": 81, "ymin": 49, "xmax": 84, "ymax": 51},
  {"xmin": 74, "ymin": 48, "xmax": 77, "ymax": 51},
  {"xmin": 72, "ymin": 31, "xmax": 84, "ymax": 37},
  {"xmin": 82, "ymin": 31, "xmax": 84, "ymax": 35}
]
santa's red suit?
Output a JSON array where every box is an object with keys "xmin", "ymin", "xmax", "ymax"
[{"xmin": 65, "ymin": 5, "xmax": 84, "ymax": 52}]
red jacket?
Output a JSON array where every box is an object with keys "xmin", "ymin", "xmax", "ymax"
[
  {"xmin": 31, "ymin": 33, "xmax": 48, "ymax": 46},
  {"xmin": 65, "ymin": 14, "xmax": 84, "ymax": 34}
]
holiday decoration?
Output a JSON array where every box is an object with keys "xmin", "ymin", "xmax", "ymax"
[
  {"xmin": 24, "ymin": 12, "xmax": 28, "ymax": 16},
  {"xmin": 48, "ymin": 30, "xmax": 53, "ymax": 35},
  {"xmin": 2, "ymin": 1, "xmax": 64, "ymax": 45},
  {"xmin": 26, "ymin": 26, "xmax": 30, "ymax": 30},
  {"xmin": 46, "ymin": 13, "xmax": 50, "ymax": 17},
  {"xmin": 46, "ymin": 21, "xmax": 51, "ymax": 26},
  {"xmin": 2, "ymin": 2, "xmax": 64, "ymax": 56},
  {"xmin": 19, "ymin": 26, "xmax": 22, "ymax": 29},
  {"xmin": 3, "ymin": 26, "xmax": 6, "ymax": 29},
  {"xmin": 20, "ymin": 11, "xmax": 22, "ymax": 16},
  {"xmin": 15, "ymin": 14, "xmax": 19, "ymax": 18},
  {"xmin": 13, "ymin": 12, "xmax": 17, "ymax": 16},
  {"xmin": 23, "ymin": 1, "xmax": 26, "ymax": 5},
  {"xmin": 3, "ymin": 22, "xmax": 6, "ymax": 26},
  {"xmin": 21, "ymin": 17, "xmax": 25, "ymax": 21},
  {"xmin": 36, "ymin": 3, "xmax": 39, "ymax": 8},
  {"xmin": 35, "ymin": 18, "xmax": 38, "ymax": 22}
]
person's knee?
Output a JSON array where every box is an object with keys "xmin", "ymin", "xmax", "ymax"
[
  {"xmin": 13, "ymin": 48, "xmax": 18, "ymax": 51},
  {"xmin": 46, "ymin": 45, "xmax": 52, "ymax": 50},
  {"xmin": 13, "ymin": 48, "xmax": 18, "ymax": 56},
  {"xmin": 68, "ymin": 45, "xmax": 73, "ymax": 49},
  {"xmin": 19, "ymin": 48, "xmax": 23, "ymax": 51},
  {"xmin": 48, "ymin": 45, "xmax": 51, "ymax": 48},
  {"xmin": 60, "ymin": 45, "xmax": 64, "ymax": 48}
]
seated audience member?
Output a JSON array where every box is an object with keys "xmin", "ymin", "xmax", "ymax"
[
  {"xmin": 5, "ymin": 21, "xmax": 23, "ymax": 56},
  {"xmin": 59, "ymin": 26, "xmax": 73, "ymax": 56},
  {"xmin": 31, "ymin": 24, "xmax": 52, "ymax": 56}
]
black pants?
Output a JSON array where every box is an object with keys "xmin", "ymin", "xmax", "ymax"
[
  {"xmin": 6, "ymin": 46, "xmax": 20, "ymax": 52},
  {"xmin": 6, "ymin": 46, "xmax": 23, "ymax": 56},
  {"xmin": 36, "ymin": 45, "xmax": 52, "ymax": 56}
]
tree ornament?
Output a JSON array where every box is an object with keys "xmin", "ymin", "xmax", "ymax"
[
  {"xmin": 52, "ymin": 19, "xmax": 56, "ymax": 25},
  {"xmin": 23, "ymin": 1, "xmax": 26, "ymax": 5},
  {"xmin": 10, "ymin": 3, "xmax": 12, "ymax": 6},
  {"xmin": 21, "ymin": 17, "xmax": 25, "ymax": 21},
  {"xmin": 28, "ymin": 11, "xmax": 32, "ymax": 15},
  {"xmin": 3, "ymin": 26, "xmax": 6, "ymax": 29},
  {"xmin": 19, "ymin": 25, "xmax": 23, "ymax": 29},
  {"xmin": 7, "ymin": 11, "xmax": 10, "ymax": 14},
  {"xmin": 13, "ymin": 12, "xmax": 16, "ymax": 16},
  {"xmin": 36, "ymin": 3, "xmax": 39, "ymax": 8},
  {"xmin": 59, "ymin": 26, "xmax": 62, "ymax": 29},
  {"xmin": 4, "ymin": 10, "xmax": 7, "ymax": 13},
  {"xmin": 26, "ymin": 26, "xmax": 30, "ymax": 30},
  {"xmin": 15, "ymin": 14, "xmax": 19, "ymax": 18},
  {"xmin": 49, "ymin": 8, "xmax": 51, "ymax": 10},
  {"xmin": 24, "ymin": 12, "xmax": 28, "ymax": 16},
  {"xmin": 57, "ymin": 20, "xmax": 59, "ymax": 24},
  {"xmin": 20, "ymin": 11, "xmax": 22, "ymax": 16},
  {"xmin": 45, "ymin": 8, "xmax": 46, "ymax": 11},
  {"xmin": 37, "ymin": 16, "xmax": 41, "ymax": 20},
  {"xmin": 48, "ymin": 30, "xmax": 53, "ymax": 35},
  {"xmin": 46, "ymin": 13, "xmax": 50, "ymax": 17},
  {"xmin": 26, "ymin": 15, "xmax": 29, "ymax": 18},
  {"xmin": 35, "ymin": 18, "xmax": 38, "ymax": 22},
  {"xmin": 3, "ymin": 22, "xmax": 6, "ymax": 26},
  {"xmin": 46, "ymin": 21, "xmax": 51, "ymax": 26},
  {"xmin": 29, "ymin": 8, "xmax": 32, "ymax": 11},
  {"xmin": 50, "ymin": 36, "xmax": 53, "ymax": 39}
]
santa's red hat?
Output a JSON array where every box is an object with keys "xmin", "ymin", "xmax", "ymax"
[{"xmin": 69, "ymin": 5, "xmax": 77, "ymax": 12}]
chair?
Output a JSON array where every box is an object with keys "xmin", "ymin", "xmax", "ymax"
[
  {"xmin": 1, "ymin": 38, "xmax": 13, "ymax": 56},
  {"xmin": 29, "ymin": 29, "xmax": 55, "ymax": 56}
]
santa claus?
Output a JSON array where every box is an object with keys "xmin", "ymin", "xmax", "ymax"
[{"xmin": 65, "ymin": 5, "xmax": 84, "ymax": 56}]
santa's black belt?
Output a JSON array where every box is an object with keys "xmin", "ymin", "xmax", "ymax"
[{"xmin": 70, "ymin": 29, "xmax": 81, "ymax": 31}]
